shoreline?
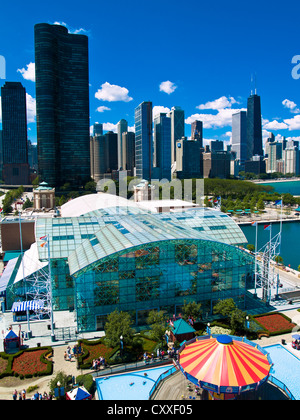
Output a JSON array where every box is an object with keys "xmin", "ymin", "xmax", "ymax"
[
  {"xmin": 251, "ymin": 178, "xmax": 300, "ymax": 184},
  {"xmin": 236, "ymin": 218, "xmax": 300, "ymax": 225}
]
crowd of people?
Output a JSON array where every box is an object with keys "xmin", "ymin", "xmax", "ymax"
[
  {"xmin": 64, "ymin": 344, "xmax": 82, "ymax": 361},
  {"xmin": 91, "ymin": 356, "xmax": 107, "ymax": 370},
  {"xmin": 12, "ymin": 388, "xmax": 53, "ymax": 400}
]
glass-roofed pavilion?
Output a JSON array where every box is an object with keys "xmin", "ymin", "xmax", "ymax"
[{"xmin": 6, "ymin": 194, "xmax": 254, "ymax": 333}]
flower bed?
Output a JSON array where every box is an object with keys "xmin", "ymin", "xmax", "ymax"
[
  {"xmin": 254, "ymin": 313, "xmax": 296, "ymax": 334},
  {"xmin": 12, "ymin": 349, "xmax": 49, "ymax": 377},
  {"xmin": 78, "ymin": 339, "xmax": 114, "ymax": 369}
]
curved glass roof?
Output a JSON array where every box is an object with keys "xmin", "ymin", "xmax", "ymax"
[
  {"xmin": 67, "ymin": 214, "xmax": 216, "ymax": 276},
  {"xmin": 35, "ymin": 204, "xmax": 247, "ymax": 263}
]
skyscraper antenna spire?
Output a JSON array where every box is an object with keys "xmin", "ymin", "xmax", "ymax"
[{"xmin": 254, "ymin": 72, "xmax": 257, "ymax": 95}]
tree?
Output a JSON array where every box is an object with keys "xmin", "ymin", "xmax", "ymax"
[
  {"xmin": 230, "ymin": 308, "xmax": 247, "ymax": 333},
  {"xmin": 104, "ymin": 310, "xmax": 134, "ymax": 348},
  {"xmin": 85, "ymin": 180, "xmax": 97, "ymax": 192},
  {"xmin": 213, "ymin": 298, "xmax": 247, "ymax": 334},
  {"xmin": 256, "ymin": 197, "xmax": 265, "ymax": 210},
  {"xmin": 182, "ymin": 300, "xmax": 202, "ymax": 322},
  {"xmin": 246, "ymin": 244, "xmax": 255, "ymax": 252},
  {"xmin": 213, "ymin": 298, "xmax": 237, "ymax": 318},
  {"xmin": 274, "ymin": 255, "xmax": 284, "ymax": 265},
  {"xmin": 147, "ymin": 310, "xmax": 169, "ymax": 346},
  {"xmin": 22, "ymin": 197, "xmax": 33, "ymax": 210},
  {"xmin": 49, "ymin": 371, "xmax": 70, "ymax": 400},
  {"xmin": 32, "ymin": 176, "xmax": 39, "ymax": 187}
]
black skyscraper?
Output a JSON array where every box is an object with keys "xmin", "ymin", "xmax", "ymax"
[
  {"xmin": 34, "ymin": 23, "xmax": 90, "ymax": 188},
  {"xmin": 1, "ymin": 82, "xmax": 29, "ymax": 185},
  {"xmin": 247, "ymin": 93, "xmax": 263, "ymax": 157}
]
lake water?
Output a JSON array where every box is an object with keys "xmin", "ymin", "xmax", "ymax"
[
  {"xmin": 240, "ymin": 221, "xmax": 300, "ymax": 270},
  {"xmin": 260, "ymin": 180, "xmax": 300, "ymax": 196}
]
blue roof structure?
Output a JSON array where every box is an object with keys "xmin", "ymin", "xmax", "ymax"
[{"xmin": 172, "ymin": 319, "xmax": 196, "ymax": 335}]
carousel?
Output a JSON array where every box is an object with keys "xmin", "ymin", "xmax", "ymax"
[{"xmin": 176, "ymin": 334, "xmax": 273, "ymax": 400}]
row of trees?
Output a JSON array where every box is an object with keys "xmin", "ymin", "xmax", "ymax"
[
  {"xmin": 239, "ymin": 171, "xmax": 298, "ymax": 180},
  {"xmin": 2, "ymin": 186, "xmax": 24, "ymax": 214},
  {"xmin": 103, "ymin": 298, "xmax": 248, "ymax": 351}
]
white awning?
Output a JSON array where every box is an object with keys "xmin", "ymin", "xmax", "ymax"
[{"xmin": 11, "ymin": 299, "xmax": 44, "ymax": 312}]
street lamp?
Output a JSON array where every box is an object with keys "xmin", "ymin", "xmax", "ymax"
[
  {"xmin": 120, "ymin": 335, "xmax": 123, "ymax": 357},
  {"xmin": 245, "ymin": 316, "xmax": 250, "ymax": 330},
  {"xmin": 206, "ymin": 323, "xmax": 211, "ymax": 335}
]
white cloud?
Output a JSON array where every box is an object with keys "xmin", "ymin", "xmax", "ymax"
[
  {"xmin": 283, "ymin": 115, "xmax": 300, "ymax": 131},
  {"xmin": 282, "ymin": 99, "xmax": 300, "ymax": 113},
  {"xmin": 96, "ymin": 106, "xmax": 111, "ymax": 113},
  {"xmin": 53, "ymin": 21, "xmax": 67, "ymax": 26},
  {"xmin": 95, "ymin": 82, "xmax": 133, "ymax": 102},
  {"xmin": 26, "ymin": 93, "xmax": 36, "ymax": 123},
  {"xmin": 53, "ymin": 21, "xmax": 90, "ymax": 35},
  {"xmin": 152, "ymin": 106, "xmax": 171, "ymax": 119},
  {"xmin": 159, "ymin": 80, "xmax": 177, "ymax": 95},
  {"xmin": 103, "ymin": 122, "xmax": 118, "ymax": 132},
  {"xmin": 185, "ymin": 107, "xmax": 246, "ymax": 129},
  {"xmin": 197, "ymin": 96, "xmax": 238, "ymax": 110},
  {"xmin": 286, "ymin": 136, "xmax": 300, "ymax": 142},
  {"xmin": 17, "ymin": 62, "xmax": 35, "ymax": 82},
  {"xmin": 263, "ymin": 120, "xmax": 288, "ymax": 130}
]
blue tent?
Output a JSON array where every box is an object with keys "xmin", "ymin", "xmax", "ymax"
[
  {"xmin": 66, "ymin": 386, "xmax": 92, "ymax": 400},
  {"xmin": 3, "ymin": 329, "xmax": 20, "ymax": 352}
]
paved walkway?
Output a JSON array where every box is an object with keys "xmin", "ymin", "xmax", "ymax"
[{"xmin": 0, "ymin": 344, "xmax": 82, "ymax": 400}]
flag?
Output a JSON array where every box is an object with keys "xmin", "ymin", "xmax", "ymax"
[
  {"xmin": 275, "ymin": 199, "xmax": 282, "ymax": 206},
  {"xmin": 208, "ymin": 198, "xmax": 213, "ymax": 202},
  {"xmin": 40, "ymin": 242, "xmax": 47, "ymax": 248},
  {"xmin": 264, "ymin": 224, "xmax": 271, "ymax": 231},
  {"xmin": 251, "ymin": 221, "xmax": 257, "ymax": 227},
  {"xmin": 40, "ymin": 235, "xmax": 47, "ymax": 240}
]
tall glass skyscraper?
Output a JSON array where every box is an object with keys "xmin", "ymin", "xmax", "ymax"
[
  {"xmin": 247, "ymin": 93, "xmax": 263, "ymax": 157},
  {"xmin": 135, "ymin": 101, "xmax": 153, "ymax": 180},
  {"xmin": 1, "ymin": 82, "xmax": 29, "ymax": 185},
  {"xmin": 232, "ymin": 110, "xmax": 249, "ymax": 167},
  {"xmin": 153, "ymin": 113, "xmax": 171, "ymax": 180},
  {"xmin": 169, "ymin": 106, "xmax": 185, "ymax": 165},
  {"xmin": 191, "ymin": 120, "xmax": 203, "ymax": 147},
  {"xmin": 34, "ymin": 23, "xmax": 90, "ymax": 188}
]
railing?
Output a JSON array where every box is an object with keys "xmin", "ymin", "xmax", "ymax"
[
  {"xmin": 93, "ymin": 358, "xmax": 171, "ymax": 378},
  {"xmin": 268, "ymin": 375, "xmax": 296, "ymax": 400},
  {"xmin": 148, "ymin": 365, "xmax": 177, "ymax": 399}
]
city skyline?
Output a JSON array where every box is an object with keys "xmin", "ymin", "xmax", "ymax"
[{"xmin": 0, "ymin": 0, "xmax": 300, "ymax": 149}]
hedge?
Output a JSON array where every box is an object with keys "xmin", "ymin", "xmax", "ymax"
[{"xmin": 0, "ymin": 346, "xmax": 53, "ymax": 379}]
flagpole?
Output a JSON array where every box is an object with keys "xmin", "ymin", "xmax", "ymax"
[
  {"xmin": 254, "ymin": 222, "xmax": 258, "ymax": 297},
  {"xmin": 279, "ymin": 197, "xmax": 283, "ymax": 254},
  {"xmin": 268, "ymin": 223, "xmax": 272, "ymax": 303},
  {"xmin": 19, "ymin": 212, "xmax": 31, "ymax": 338},
  {"xmin": 45, "ymin": 235, "xmax": 55, "ymax": 341}
]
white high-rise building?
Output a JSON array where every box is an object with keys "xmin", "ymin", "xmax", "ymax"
[
  {"xmin": 117, "ymin": 119, "xmax": 128, "ymax": 170},
  {"xmin": 283, "ymin": 146, "xmax": 300, "ymax": 175}
]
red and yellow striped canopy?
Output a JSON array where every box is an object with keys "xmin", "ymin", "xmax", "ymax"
[{"xmin": 179, "ymin": 335, "xmax": 272, "ymax": 389}]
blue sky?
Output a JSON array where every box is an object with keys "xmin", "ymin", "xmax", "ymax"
[{"xmin": 1, "ymin": 0, "xmax": 300, "ymax": 147}]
